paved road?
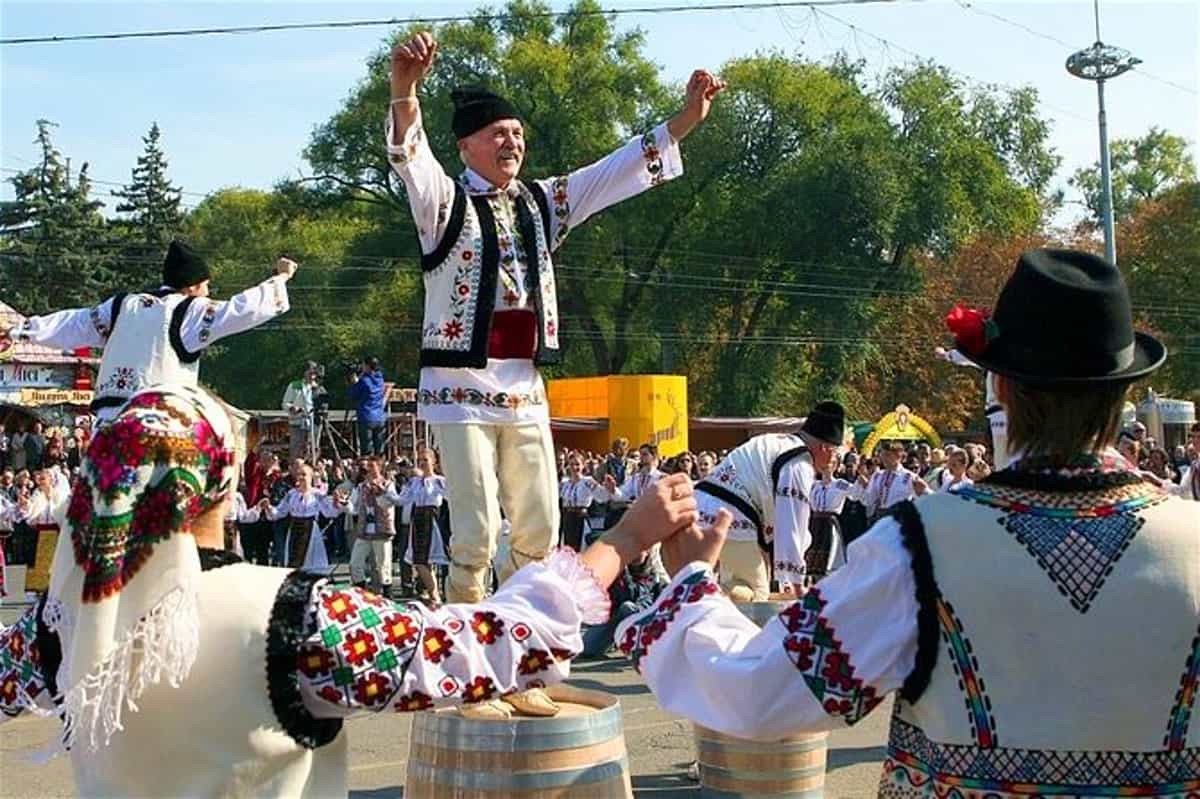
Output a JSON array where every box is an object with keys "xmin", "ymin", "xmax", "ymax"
[{"xmin": 0, "ymin": 643, "xmax": 889, "ymax": 798}]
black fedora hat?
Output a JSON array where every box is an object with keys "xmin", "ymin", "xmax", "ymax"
[
  {"xmin": 947, "ymin": 248, "xmax": 1165, "ymax": 386},
  {"xmin": 801, "ymin": 400, "xmax": 846, "ymax": 446}
]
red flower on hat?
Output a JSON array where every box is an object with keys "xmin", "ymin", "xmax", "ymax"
[{"xmin": 945, "ymin": 305, "xmax": 995, "ymax": 356}]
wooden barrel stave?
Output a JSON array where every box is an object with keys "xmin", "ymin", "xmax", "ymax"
[
  {"xmin": 405, "ymin": 684, "xmax": 633, "ymax": 799},
  {"xmin": 694, "ymin": 723, "xmax": 828, "ymax": 798}
]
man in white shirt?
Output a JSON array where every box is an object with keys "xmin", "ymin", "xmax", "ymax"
[
  {"xmin": 387, "ymin": 31, "xmax": 725, "ymax": 603},
  {"xmin": 282, "ymin": 362, "xmax": 321, "ymax": 463},
  {"xmin": 860, "ymin": 441, "xmax": 920, "ymax": 522},
  {"xmin": 2, "ymin": 241, "xmax": 295, "ymax": 421}
]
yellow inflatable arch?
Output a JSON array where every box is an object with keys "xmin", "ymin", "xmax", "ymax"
[{"xmin": 861, "ymin": 404, "xmax": 942, "ymax": 457}]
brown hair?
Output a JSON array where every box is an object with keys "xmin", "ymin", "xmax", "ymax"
[{"xmin": 1004, "ymin": 379, "xmax": 1128, "ymax": 458}]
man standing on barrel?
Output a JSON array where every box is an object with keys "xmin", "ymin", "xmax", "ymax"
[{"xmin": 385, "ymin": 30, "xmax": 725, "ymax": 609}]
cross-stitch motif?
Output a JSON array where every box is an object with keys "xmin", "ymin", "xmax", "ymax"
[
  {"xmin": 879, "ymin": 717, "xmax": 1200, "ymax": 798},
  {"xmin": 778, "ymin": 588, "xmax": 884, "ymax": 725},
  {"xmin": 618, "ymin": 570, "xmax": 720, "ymax": 670},
  {"xmin": 302, "ymin": 585, "xmax": 422, "ymax": 712}
]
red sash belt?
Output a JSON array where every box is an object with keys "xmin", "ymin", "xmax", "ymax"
[{"xmin": 488, "ymin": 311, "xmax": 537, "ymax": 359}]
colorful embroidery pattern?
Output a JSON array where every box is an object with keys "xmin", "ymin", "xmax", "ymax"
[
  {"xmin": 197, "ymin": 301, "xmax": 217, "ymax": 343},
  {"xmin": 778, "ymin": 588, "xmax": 884, "ymax": 724},
  {"xmin": 618, "ymin": 570, "xmax": 720, "ymax": 670},
  {"xmin": 880, "ymin": 718, "xmax": 1200, "ymax": 798},
  {"xmin": 302, "ymin": 585, "xmax": 422, "ymax": 711},
  {"xmin": 549, "ymin": 175, "xmax": 570, "ymax": 249},
  {"xmin": 0, "ymin": 607, "xmax": 45, "ymax": 718},
  {"xmin": 958, "ymin": 483, "xmax": 1167, "ymax": 613},
  {"xmin": 419, "ymin": 386, "xmax": 546, "ymax": 410},
  {"xmin": 937, "ymin": 599, "xmax": 997, "ymax": 747},
  {"xmin": 98, "ymin": 366, "xmax": 140, "ymax": 397},
  {"xmin": 427, "ymin": 230, "xmax": 483, "ymax": 352},
  {"xmin": 641, "ymin": 131, "xmax": 664, "ymax": 186},
  {"xmin": 1165, "ymin": 624, "xmax": 1200, "ymax": 751}
]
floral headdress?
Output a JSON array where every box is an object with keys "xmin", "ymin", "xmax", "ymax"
[{"xmin": 45, "ymin": 385, "xmax": 235, "ymax": 752}]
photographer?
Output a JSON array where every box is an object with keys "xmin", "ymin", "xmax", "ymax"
[
  {"xmin": 347, "ymin": 356, "xmax": 387, "ymax": 456},
  {"xmin": 282, "ymin": 362, "xmax": 321, "ymax": 462}
]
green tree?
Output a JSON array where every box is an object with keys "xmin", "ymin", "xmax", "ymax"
[
  {"xmin": 1070, "ymin": 127, "xmax": 1197, "ymax": 225},
  {"xmin": 0, "ymin": 120, "xmax": 117, "ymax": 314},
  {"xmin": 112, "ymin": 122, "xmax": 185, "ymax": 286}
]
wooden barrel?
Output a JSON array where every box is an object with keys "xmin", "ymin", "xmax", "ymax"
[
  {"xmin": 691, "ymin": 595, "xmax": 826, "ymax": 797},
  {"xmin": 695, "ymin": 725, "xmax": 828, "ymax": 798},
  {"xmin": 405, "ymin": 684, "xmax": 632, "ymax": 798},
  {"xmin": 734, "ymin": 595, "xmax": 795, "ymax": 628}
]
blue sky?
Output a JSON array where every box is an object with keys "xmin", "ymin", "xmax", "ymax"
[{"xmin": 2, "ymin": 1, "xmax": 1196, "ymax": 224}]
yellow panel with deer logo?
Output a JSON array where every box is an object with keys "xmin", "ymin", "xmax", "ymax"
[{"xmin": 606, "ymin": 375, "xmax": 689, "ymax": 458}]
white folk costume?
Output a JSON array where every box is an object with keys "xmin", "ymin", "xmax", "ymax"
[
  {"xmin": 382, "ymin": 474, "xmax": 448, "ymax": 568},
  {"xmin": 558, "ymin": 475, "xmax": 605, "ymax": 551},
  {"xmin": 938, "ymin": 473, "xmax": 974, "ymax": 494},
  {"xmin": 694, "ymin": 434, "xmax": 803, "ymax": 599},
  {"xmin": 861, "ymin": 463, "xmax": 918, "ymax": 522},
  {"xmin": 265, "ymin": 488, "xmax": 345, "ymax": 569},
  {"xmin": 7, "ymin": 241, "xmax": 289, "ymax": 421},
  {"xmin": 619, "ymin": 249, "xmax": 1199, "ymax": 799},
  {"xmin": 386, "ymin": 87, "xmax": 683, "ymax": 603},
  {"xmin": 803, "ymin": 476, "xmax": 853, "ymax": 580},
  {"xmin": 0, "ymin": 386, "xmax": 611, "ymax": 798}
]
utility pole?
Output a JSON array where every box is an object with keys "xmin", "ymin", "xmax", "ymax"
[{"xmin": 1066, "ymin": 0, "xmax": 1140, "ymax": 265}]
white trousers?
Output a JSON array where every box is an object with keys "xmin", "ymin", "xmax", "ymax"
[
  {"xmin": 433, "ymin": 420, "xmax": 558, "ymax": 603},
  {"xmin": 350, "ymin": 538, "xmax": 393, "ymax": 587}
]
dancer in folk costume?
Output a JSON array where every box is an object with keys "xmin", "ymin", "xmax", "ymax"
[
  {"xmin": 345, "ymin": 455, "xmax": 400, "ymax": 595},
  {"xmin": 222, "ymin": 490, "xmax": 261, "ymax": 558},
  {"xmin": 0, "ymin": 385, "xmax": 698, "ymax": 795},
  {"xmin": 693, "ymin": 402, "xmax": 845, "ymax": 600},
  {"xmin": 559, "ymin": 451, "xmax": 606, "ymax": 552},
  {"xmin": 618, "ymin": 249, "xmax": 1200, "ymax": 798},
  {"xmin": 385, "ymin": 31, "xmax": 725, "ymax": 608},
  {"xmin": 1, "ymin": 242, "xmax": 295, "ymax": 422},
  {"xmin": 263, "ymin": 463, "xmax": 346, "ymax": 569},
  {"xmin": 797, "ymin": 462, "xmax": 857, "ymax": 584},
  {"xmin": 380, "ymin": 449, "xmax": 448, "ymax": 602},
  {"xmin": 858, "ymin": 441, "xmax": 920, "ymax": 523}
]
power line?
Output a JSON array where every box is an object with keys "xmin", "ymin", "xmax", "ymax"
[
  {"xmin": 0, "ymin": 166, "xmax": 210, "ymax": 199},
  {"xmin": 953, "ymin": 0, "xmax": 1197, "ymax": 97},
  {"xmin": 0, "ymin": 0, "xmax": 914, "ymax": 46}
]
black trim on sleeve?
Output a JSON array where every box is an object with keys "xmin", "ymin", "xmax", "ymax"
[
  {"xmin": 34, "ymin": 596, "xmax": 62, "ymax": 700},
  {"xmin": 524, "ymin": 180, "xmax": 553, "ymax": 247},
  {"xmin": 891, "ymin": 500, "xmax": 942, "ymax": 704},
  {"xmin": 106, "ymin": 293, "xmax": 128, "ymax": 336},
  {"xmin": 695, "ymin": 480, "xmax": 764, "ymax": 537},
  {"xmin": 420, "ymin": 182, "xmax": 468, "ymax": 272},
  {"xmin": 265, "ymin": 570, "xmax": 344, "ymax": 749},
  {"xmin": 168, "ymin": 296, "xmax": 202, "ymax": 364},
  {"xmin": 89, "ymin": 396, "xmax": 127, "ymax": 413},
  {"xmin": 771, "ymin": 444, "xmax": 810, "ymax": 492}
]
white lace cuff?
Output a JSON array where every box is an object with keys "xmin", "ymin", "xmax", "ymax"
[{"xmin": 543, "ymin": 547, "xmax": 612, "ymax": 625}]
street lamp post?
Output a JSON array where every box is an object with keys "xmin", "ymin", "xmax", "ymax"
[{"xmin": 1066, "ymin": 4, "xmax": 1140, "ymax": 266}]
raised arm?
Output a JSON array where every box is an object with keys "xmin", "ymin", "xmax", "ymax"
[
  {"xmin": 177, "ymin": 259, "xmax": 294, "ymax": 353},
  {"xmin": 386, "ymin": 32, "xmax": 457, "ymax": 254},
  {"xmin": 4, "ymin": 296, "xmax": 117, "ymax": 351}
]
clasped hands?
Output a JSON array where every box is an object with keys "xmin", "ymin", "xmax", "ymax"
[{"xmin": 602, "ymin": 473, "xmax": 731, "ymax": 578}]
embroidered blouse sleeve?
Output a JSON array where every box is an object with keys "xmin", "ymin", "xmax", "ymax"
[
  {"xmin": 297, "ymin": 548, "xmax": 611, "ymax": 716},
  {"xmin": 773, "ymin": 459, "xmax": 815, "ymax": 587},
  {"xmin": 177, "ymin": 276, "xmax": 290, "ymax": 353},
  {"xmin": 614, "ymin": 518, "xmax": 919, "ymax": 740},
  {"xmin": 235, "ymin": 494, "xmax": 261, "ymax": 524},
  {"xmin": 533, "ymin": 122, "xmax": 683, "ymax": 252},
  {"xmin": 385, "ymin": 110, "xmax": 457, "ymax": 254},
  {"xmin": 317, "ymin": 493, "xmax": 346, "ymax": 518},
  {"xmin": 8, "ymin": 297, "xmax": 116, "ymax": 350}
]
